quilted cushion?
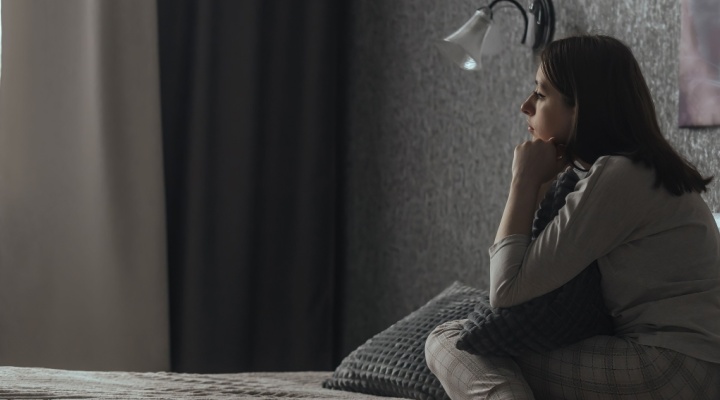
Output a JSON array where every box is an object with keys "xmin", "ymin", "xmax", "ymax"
[
  {"xmin": 322, "ymin": 281, "xmax": 484, "ymax": 400},
  {"xmin": 455, "ymin": 263, "xmax": 611, "ymax": 357}
]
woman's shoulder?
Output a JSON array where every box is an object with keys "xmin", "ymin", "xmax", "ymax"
[
  {"xmin": 582, "ymin": 155, "xmax": 656, "ymax": 190},
  {"xmin": 590, "ymin": 155, "xmax": 642, "ymax": 172}
]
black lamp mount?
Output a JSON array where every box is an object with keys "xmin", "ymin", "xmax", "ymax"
[{"xmin": 488, "ymin": 0, "xmax": 554, "ymax": 51}]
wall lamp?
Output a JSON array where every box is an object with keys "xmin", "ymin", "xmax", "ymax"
[{"xmin": 437, "ymin": 0, "xmax": 554, "ymax": 71}]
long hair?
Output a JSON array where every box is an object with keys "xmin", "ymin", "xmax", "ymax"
[{"xmin": 540, "ymin": 35, "xmax": 712, "ymax": 195}]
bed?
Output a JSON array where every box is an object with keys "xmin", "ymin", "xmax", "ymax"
[{"xmin": 0, "ymin": 367, "xmax": 406, "ymax": 399}]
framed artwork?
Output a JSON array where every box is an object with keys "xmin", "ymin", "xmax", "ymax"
[{"xmin": 678, "ymin": 0, "xmax": 720, "ymax": 128}]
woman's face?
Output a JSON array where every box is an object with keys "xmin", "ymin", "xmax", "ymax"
[{"xmin": 520, "ymin": 67, "xmax": 575, "ymax": 144}]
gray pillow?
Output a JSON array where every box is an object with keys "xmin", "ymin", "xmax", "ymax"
[
  {"xmin": 456, "ymin": 262, "xmax": 612, "ymax": 357},
  {"xmin": 323, "ymin": 281, "xmax": 483, "ymax": 400}
]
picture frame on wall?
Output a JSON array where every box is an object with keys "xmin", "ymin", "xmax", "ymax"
[{"xmin": 678, "ymin": 0, "xmax": 720, "ymax": 128}]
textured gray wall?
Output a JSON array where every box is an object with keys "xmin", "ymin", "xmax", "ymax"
[{"xmin": 340, "ymin": 0, "xmax": 720, "ymax": 356}]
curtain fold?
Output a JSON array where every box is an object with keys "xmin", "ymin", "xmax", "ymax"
[
  {"xmin": 158, "ymin": 0, "xmax": 347, "ymax": 373},
  {"xmin": 0, "ymin": 0, "xmax": 169, "ymax": 371}
]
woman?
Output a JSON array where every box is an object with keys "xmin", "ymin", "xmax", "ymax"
[{"xmin": 425, "ymin": 35, "xmax": 720, "ymax": 399}]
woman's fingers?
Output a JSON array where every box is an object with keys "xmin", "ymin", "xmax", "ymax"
[{"xmin": 512, "ymin": 138, "xmax": 565, "ymax": 185}]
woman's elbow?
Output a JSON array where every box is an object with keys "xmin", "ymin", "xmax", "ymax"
[
  {"xmin": 489, "ymin": 289, "xmax": 509, "ymax": 308},
  {"xmin": 489, "ymin": 281, "xmax": 519, "ymax": 308}
]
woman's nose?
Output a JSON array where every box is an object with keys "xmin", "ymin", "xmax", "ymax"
[{"xmin": 520, "ymin": 95, "xmax": 534, "ymax": 116}]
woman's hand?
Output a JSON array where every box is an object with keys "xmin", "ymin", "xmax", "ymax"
[
  {"xmin": 494, "ymin": 138, "xmax": 568, "ymax": 243},
  {"xmin": 511, "ymin": 138, "xmax": 568, "ymax": 187}
]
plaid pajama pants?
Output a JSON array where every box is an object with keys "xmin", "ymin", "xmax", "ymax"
[{"xmin": 425, "ymin": 319, "xmax": 720, "ymax": 400}]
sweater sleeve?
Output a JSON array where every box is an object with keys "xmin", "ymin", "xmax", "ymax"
[{"xmin": 489, "ymin": 156, "xmax": 655, "ymax": 308}]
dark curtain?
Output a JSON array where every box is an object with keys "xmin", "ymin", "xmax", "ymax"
[{"xmin": 157, "ymin": 0, "xmax": 348, "ymax": 373}]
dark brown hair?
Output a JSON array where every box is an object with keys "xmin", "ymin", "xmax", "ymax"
[{"xmin": 540, "ymin": 34, "xmax": 712, "ymax": 195}]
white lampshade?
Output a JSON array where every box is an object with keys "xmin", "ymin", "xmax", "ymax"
[
  {"xmin": 436, "ymin": 8, "xmax": 494, "ymax": 71},
  {"xmin": 436, "ymin": 1, "xmax": 556, "ymax": 71}
]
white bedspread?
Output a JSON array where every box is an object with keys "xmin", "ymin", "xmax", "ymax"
[{"xmin": 0, "ymin": 367, "xmax": 406, "ymax": 399}]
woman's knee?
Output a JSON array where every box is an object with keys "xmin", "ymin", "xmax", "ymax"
[
  {"xmin": 425, "ymin": 320, "xmax": 536, "ymax": 399},
  {"xmin": 425, "ymin": 319, "xmax": 466, "ymax": 374}
]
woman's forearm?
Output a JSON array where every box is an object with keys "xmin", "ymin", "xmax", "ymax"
[
  {"xmin": 495, "ymin": 139, "xmax": 566, "ymax": 243},
  {"xmin": 494, "ymin": 177, "xmax": 543, "ymax": 243}
]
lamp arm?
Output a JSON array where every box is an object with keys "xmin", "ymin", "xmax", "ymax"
[{"xmin": 487, "ymin": 0, "xmax": 528, "ymax": 45}]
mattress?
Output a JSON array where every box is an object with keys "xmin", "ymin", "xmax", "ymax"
[{"xmin": 0, "ymin": 367, "xmax": 407, "ymax": 399}]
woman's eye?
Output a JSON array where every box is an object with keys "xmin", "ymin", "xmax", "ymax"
[{"xmin": 533, "ymin": 90, "xmax": 545, "ymax": 99}]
